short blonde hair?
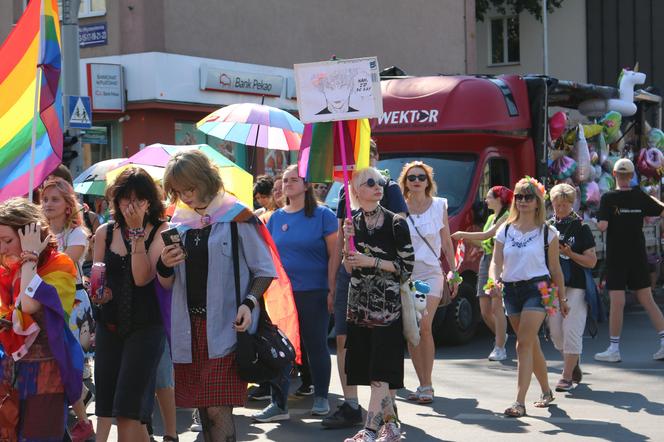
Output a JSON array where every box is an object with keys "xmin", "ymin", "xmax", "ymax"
[
  {"xmin": 506, "ymin": 177, "xmax": 547, "ymax": 226},
  {"xmin": 398, "ymin": 161, "xmax": 437, "ymax": 200},
  {"xmin": 350, "ymin": 167, "xmax": 384, "ymax": 210},
  {"xmin": 550, "ymin": 183, "xmax": 576, "ymax": 204},
  {"xmin": 163, "ymin": 150, "xmax": 223, "ymax": 204}
]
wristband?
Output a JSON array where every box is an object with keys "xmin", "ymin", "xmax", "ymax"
[
  {"xmin": 156, "ymin": 256, "xmax": 175, "ymax": 278},
  {"xmin": 127, "ymin": 227, "xmax": 145, "ymax": 239},
  {"xmin": 20, "ymin": 250, "xmax": 39, "ymax": 265},
  {"xmin": 241, "ymin": 294, "xmax": 258, "ymax": 311}
]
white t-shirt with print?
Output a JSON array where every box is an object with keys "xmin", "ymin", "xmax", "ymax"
[
  {"xmin": 407, "ymin": 197, "xmax": 447, "ymax": 265},
  {"xmin": 55, "ymin": 226, "xmax": 88, "ymax": 284},
  {"xmin": 495, "ymin": 223, "xmax": 558, "ymax": 282}
]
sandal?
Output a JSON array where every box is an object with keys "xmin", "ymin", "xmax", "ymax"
[
  {"xmin": 407, "ymin": 386, "xmax": 422, "ymax": 401},
  {"xmin": 504, "ymin": 402, "xmax": 526, "ymax": 417},
  {"xmin": 533, "ymin": 390, "xmax": 555, "ymax": 407},
  {"xmin": 417, "ymin": 386, "xmax": 434, "ymax": 404},
  {"xmin": 555, "ymin": 378, "xmax": 574, "ymax": 392},
  {"xmin": 163, "ymin": 436, "xmax": 179, "ymax": 442}
]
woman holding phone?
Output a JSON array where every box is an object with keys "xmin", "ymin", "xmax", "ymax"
[
  {"xmin": 158, "ymin": 150, "xmax": 277, "ymax": 441},
  {"xmin": 92, "ymin": 167, "xmax": 168, "ymax": 441}
]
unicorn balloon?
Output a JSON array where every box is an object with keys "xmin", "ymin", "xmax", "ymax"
[{"xmin": 579, "ymin": 68, "xmax": 646, "ymax": 117}]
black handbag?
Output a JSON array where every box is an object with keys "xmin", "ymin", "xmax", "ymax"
[{"xmin": 231, "ymin": 222, "xmax": 295, "ymax": 383}]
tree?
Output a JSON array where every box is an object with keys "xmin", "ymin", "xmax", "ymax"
[{"xmin": 476, "ymin": 0, "xmax": 565, "ymax": 22}]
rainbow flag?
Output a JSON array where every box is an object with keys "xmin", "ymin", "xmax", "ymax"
[
  {"xmin": 0, "ymin": 0, "xmax": 63, "ymax": 200},
  {"xmin": 298, "ymin": 119, "xmax": 371, "ymax": 183}
]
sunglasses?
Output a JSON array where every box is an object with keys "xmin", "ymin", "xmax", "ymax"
[
  {"xmin": 407, "ymin": 174, "xmax": 427, "ymax": 182},
  {"xmin": 361, "ymin": 177, "xmax": 387, "ymax": 188},
  {"xmin": 514, "ymin": 193, "xmax": 536, "ymax": 202}
]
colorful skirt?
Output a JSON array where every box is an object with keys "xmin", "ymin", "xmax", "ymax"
[
  {"xmin": 1, "ymin": 358, "xmax": 67, "ymax": 441},
  {"xmin": 173, "ymin": 315, "xmax": 246, "ymax": 408}
]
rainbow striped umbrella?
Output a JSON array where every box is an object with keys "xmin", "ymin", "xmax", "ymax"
[{"xmin": 196, "ymin": 103, "xmax": 304, "ymax": 151}]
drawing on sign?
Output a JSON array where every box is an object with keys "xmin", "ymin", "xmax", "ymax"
[
  {"xmin": 71, "ymin": 98, "xmax": 91, "ymax": 125},
  {"xmin": 294, "ymin": 57, "xmax": 383, "ymax": 124}
]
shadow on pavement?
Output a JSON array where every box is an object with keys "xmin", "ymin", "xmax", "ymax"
[
  {"xmin": 537, "ymin": 405, "xmax": 650, "ymax": 441},
  {"xmin": 565, "ymin": 383, "xmax": 664, "ymax": 416}
]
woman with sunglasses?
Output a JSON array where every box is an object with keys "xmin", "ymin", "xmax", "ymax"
[
  {"xmin": 489, "ymin": 177, "xmax": 568, "ymax": 417},
  {"xmin": 342, "ymin": 167, "xmax": 414, "ymax": 442},
  {"xmin": 397, "ymin": 161, "xmax": 457, "ymax": 405},
  {"xmin": 256, "ymin": 164, "xmax": 337, "ymax": 421},
  {"xmin": 452, "ymin": 186, "xmax": 513, "ymax": 361}
]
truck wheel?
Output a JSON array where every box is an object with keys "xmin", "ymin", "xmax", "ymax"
[{"xmin": 434, "ymin": 281, "xmax": 480, "ymax": 346}]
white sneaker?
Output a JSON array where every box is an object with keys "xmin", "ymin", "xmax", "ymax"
[
  {"xmin": 594, "ymin": 347, "xmax": 621, "ymax": 362},
  {"xmin": 653, "ymin": 345, "xmax": 664, "ymax": 361},
  {"xmin": 488, "ymin": 347, "xmax": 507, "ymax": 361}
]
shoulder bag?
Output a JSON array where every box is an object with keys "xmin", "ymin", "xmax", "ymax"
[
  {"xmin": 231, "ymin": 223, "xmax": 295, "ymax": 383},
  {"xmin": 408, "ymin": 215, "xmax": 453, "ymax": 307}
]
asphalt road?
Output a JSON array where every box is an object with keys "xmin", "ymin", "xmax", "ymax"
[{"xmin": 90, "ymin": 297, "xmax": 664, "ymax": 442}]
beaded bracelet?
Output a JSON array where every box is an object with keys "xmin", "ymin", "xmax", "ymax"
[
  {"xmin": 20, "ymin": 250, "xmax": 39, "ymax": 265},
  {"xmin": 127, "ymin": 227, "xmax": 146, "ymax": 239}
]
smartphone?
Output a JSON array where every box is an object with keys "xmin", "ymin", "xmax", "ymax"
[{"xmin": 161, "ymin": 227, "xmax": 187, "ymax": 257}]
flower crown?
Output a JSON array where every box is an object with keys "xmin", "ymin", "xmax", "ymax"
[{"xmin": 517, "ymin": 176, "xmax": 546, "ymax": 197}]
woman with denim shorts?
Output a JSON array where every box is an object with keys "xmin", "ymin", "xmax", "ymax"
[{"xmin": 489, "ymin": 177, "xmax": 568, "ymax": 417}]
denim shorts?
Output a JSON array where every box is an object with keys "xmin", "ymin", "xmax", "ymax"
[
  {"xmin": 502, "ymin": 278, "xmax": 547, "ymax": 316},
  {"xmin": 155, "ymin": 339, "xmax": 174, "ymax": 389}
]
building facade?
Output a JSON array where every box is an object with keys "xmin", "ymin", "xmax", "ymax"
[
  {"xmin": 475, "ymin": 0, "xmax": 587, "ymax": 83},
  {"xmin": 1, "ymin": 0, "xmax": 476, "ymax": 173}
]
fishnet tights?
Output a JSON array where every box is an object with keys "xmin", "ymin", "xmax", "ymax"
[{"xmin": 198, "ymin": 406, "xmax": 236, "ymax": 442}]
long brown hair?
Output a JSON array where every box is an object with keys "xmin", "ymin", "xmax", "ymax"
[
  {"xmin": 283, "ymin": 165, "xmax": 318, "ymax": 217},
  {"xmin": 0, "ymin": 198, "xmax": 57, "ymax": 269}
]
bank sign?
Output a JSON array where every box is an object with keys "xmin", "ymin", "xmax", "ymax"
[{"xmin": 200, "ymin": 65, "xmax": 284, "ymax": 97}]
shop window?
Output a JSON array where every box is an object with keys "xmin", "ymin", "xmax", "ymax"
[
  {"xmin": 489, "ymin": 16, "xmax": 520, "ymax": 65},
  {"xmin": 175, "ymin": 121, "xmax": 240, "ymax": 165},
  {"xmin": 81, "ymin": 125, "xmax": 112, "ymax": 167}
]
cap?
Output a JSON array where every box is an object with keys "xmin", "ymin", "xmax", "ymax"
[{"xmin": 613, "ymin": 158, "xmax": 635, "ymax": 174}]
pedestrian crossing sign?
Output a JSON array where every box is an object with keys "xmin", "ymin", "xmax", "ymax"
[{"xmin": 68, "ymin": 96, "xmax": 92, "ymax": 129}]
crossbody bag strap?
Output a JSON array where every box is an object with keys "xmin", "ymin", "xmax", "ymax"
[
  {"xmin": 231, "ymin": 222, "xmax": 241, "ymax": 309},
  {"xmin": 543, "ymin": 224, "xmax": 550, "ymax": 269},
  {"xmin": 407, "ymin": 215, "xmax": 439, "ymax": 259}
]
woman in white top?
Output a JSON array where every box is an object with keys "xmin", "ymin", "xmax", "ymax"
[
  {"xmin": 489, "ymin": 177, "xmax": 568, "ymax": 418},
  {"xmin": 41, "ymin": 177, "xmax": 95, "ymax": 439},
  {"xmin": 398, "ymin": 161, "xmax": 458, "ymax": 405}
]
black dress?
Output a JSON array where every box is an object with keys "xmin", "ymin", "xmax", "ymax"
[{"xmin": 94, "ymin": 222, "xmax": 165, "ymax": 423}]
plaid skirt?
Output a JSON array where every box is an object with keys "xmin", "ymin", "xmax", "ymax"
[{"xmin": 173, "ymin": 315, "xmax": 247, "ymax": 408}]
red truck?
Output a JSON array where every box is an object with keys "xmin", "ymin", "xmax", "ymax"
[{"xmin": 370, "ymin": 74, "xmax": 662, "ymax": 345}]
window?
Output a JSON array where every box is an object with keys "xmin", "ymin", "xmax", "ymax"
[
  {"xmin": 56, "ymin": 0, "xmax": 106, "ymax": 19},
  {"xmin": 378, "ymin": 154, "xmax": 477, "ymax": 216},
  {"xmin": 489, "ymin": 16, "xmax": 520, "ymax": 65}
]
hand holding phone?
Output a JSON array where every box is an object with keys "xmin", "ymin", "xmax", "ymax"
[{"xmin": 161, "ymin": 227, "xmax": 187, "ymax": 267}]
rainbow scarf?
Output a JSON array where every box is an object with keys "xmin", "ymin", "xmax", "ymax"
[
  {"xmin": 171, "ymin": 194, "xmax": 302, "ymax": 363},
  {"xmin": 0, "ymin": 251, "xmax": 82, "ymax": 403}
]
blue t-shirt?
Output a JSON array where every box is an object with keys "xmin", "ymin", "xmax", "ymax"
[{"xmin": 267, "ymin": 205, "xmax": 338, "ymax": 291}]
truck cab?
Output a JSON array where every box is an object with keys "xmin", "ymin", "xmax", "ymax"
[{"xmin": 371, "ymin": 73, "xmax": 661, "ymax": 344}]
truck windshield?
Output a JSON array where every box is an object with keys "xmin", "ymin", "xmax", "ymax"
[{"xmin": 377, "ymin": 154, "xmax": 476, "ymax": 215}]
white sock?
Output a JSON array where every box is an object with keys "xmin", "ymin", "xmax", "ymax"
[
  {"xmin": 658, "ymin": 330, "xmax": 664, "ymax": 346},
  {"xmin": 609, "ymin": 336, "xmax": 620, "ymax": 352}
]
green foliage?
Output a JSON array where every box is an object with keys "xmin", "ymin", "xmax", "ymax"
[{"xmin": 476, "ymin": 0, "xmax": 565, "ymax": 22}]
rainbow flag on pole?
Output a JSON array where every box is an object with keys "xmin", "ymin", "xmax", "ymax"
[
  {"xmin": 0, "ymin": 0, "xmax": 63, "ymax": 200},
  {"xmin": 298, "ymin": 119, "xmax": 371, "ymax": 183}
]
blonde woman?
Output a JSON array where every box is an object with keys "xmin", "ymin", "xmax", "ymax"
[
  {"xmin": 489, "ymin": 177, "xmax": 567, "ymax": 417},
  {"xmin": 342, "ymin": 167, "xmax": 414, "ymax": 442},
  {"xmin": 549, "ymin": 184, "xmax": 597, "ymax": 391},
  {"xmin": 41, "ymin": 177, "xmax": 96, "ymax": 440},
  {"xmin": 397, "ymin": 161, "xmax": 457, "ymax": 404}
]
